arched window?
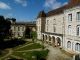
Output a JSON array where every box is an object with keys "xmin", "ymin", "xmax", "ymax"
[
  {"xmin": 68, "ymin": 25, "xmax": 72, "ymax": 35},
  {"xmin": 77, "ymin": 25, "xmax": 80, "ymax": 36},
  {"xmin": 75, "ymin": 43, "xmax": 80, "ymax": 52},
  {"xmin": 67, "ymin": 41, "xmax": 71, "ymax": 49}
]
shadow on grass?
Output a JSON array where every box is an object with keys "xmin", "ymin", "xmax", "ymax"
[{"xmin": 0, "ymin": 38, "xmax": 26, "ymax": 50}]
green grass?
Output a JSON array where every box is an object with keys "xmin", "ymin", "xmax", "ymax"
[
  {"xmin": 0, "ymin": 49, "xmax": 9, "ymax": 57},
  {"xmin": 12, "ymin": 49, "xmax": 49, "ymax": 60},
  {"xmin": 15, "ymin": 43, "xmax": 42, "ymax": 51},
  {"xmin": 1, "ymin": 55, "xmax": 16, "ymax": 60},
  {"xmin": 12, "ymin": 41, "xmax": 32, "ymax": 50}
]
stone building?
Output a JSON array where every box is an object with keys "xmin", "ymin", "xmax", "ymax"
[
  {"xmin": 7, "ymin": 18, "xmax": 36, "ymax": 38},
  {"xmin": 36, "ymin": 0, "xmax": 80, "ymax": 53}
]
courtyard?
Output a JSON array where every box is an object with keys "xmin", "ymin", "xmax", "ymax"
[{"xmin": 0, "ymin": 39, "xmax": 74, "ymax": 60}]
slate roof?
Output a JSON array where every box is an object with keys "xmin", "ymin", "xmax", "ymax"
[{"xmin": 37, "ymin": 10, "xmax": 46, "ymax": 18}]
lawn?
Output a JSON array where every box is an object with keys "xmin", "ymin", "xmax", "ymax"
[
  {"xmin": 12, "ymin": 49, "xmax": 49, "ymax": 60},
  {"xmin": 0, "ymin": 49, "xmax": 9, "ymax": 57},
  {"xmin": 1, "ymin": 55, "xmax": 16, "ymax": 60},
  {"xmin": 15, "ymin": 43, "xmax": 42, "ymax": 51},
  {"xmin": 12, "ymin": 41, "xmax": 32, "ymax": 50}
]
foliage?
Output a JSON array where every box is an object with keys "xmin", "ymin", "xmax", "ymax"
[
  {"xmin": 0, "ymin": 38, "xmax": 26, "ymax": 50},
  {"xmin": 0, "ymin": 49, "xmax": 9, "ymax": 57},
  {"xmin": 0, "ymin": 15, "xmax": 11, "ymax": 42},
  {"xmin": 1, "ymin": 55, "xmax": 16, "ymax": 60},
  {"xmin": 30, "ymin": 31, "xmax": 37, "ymax": 42}
]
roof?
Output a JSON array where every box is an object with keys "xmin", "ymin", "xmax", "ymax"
[
  {"xmin": 11, "ymin": 22, "xmax": 26, "ymax": 25},
  {"xmin": 37, "ymin": 10, "xmax": 46, "ymax": 18},
  {"xmin": 66, "ymin": 0, "xmax": 80, "ymax": 9},
  {"xmin": 11, "ymin": 22, "xmax": 36, "ymax": 26},
  {"xmin": 47, "ymin": 5, "xmax": 66, "ymax": 17},
  {"xmin": 37, "ymin": 0, "xmax": 80, "ymax": 18}
]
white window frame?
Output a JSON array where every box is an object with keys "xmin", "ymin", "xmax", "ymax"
[
  {"xmin": 67, "ymin": 41, "xmax": 71, "ymax": 49},
  {"xmin": 68, "ymin": 25, "xmax": 72, "ymax": 35},
  {"xmin": 68, "ymin": 14, "xmax": 72, "ymax": 22},
  {"xmin": 75, "ymin": 43, "xmax": 80, "ymax": 52},
  {"xmin": 77, "ymin": 26, "xmax": 80, "ymax": 36},
  {"xmin": 77, "ymin": 12, "xmax": 80, "ymax": 21}
]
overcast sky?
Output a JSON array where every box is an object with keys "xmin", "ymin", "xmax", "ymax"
[{"xmin": 0, "ymin": 0, "xmax": 69, "ymax": 22}]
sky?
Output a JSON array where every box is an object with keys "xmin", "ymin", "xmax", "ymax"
[{"xmin": 0, "ymin": 0, "xmax": 69, "ymax": 22}]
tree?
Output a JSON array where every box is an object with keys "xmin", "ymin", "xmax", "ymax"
[
  {"xmin": 24, "ymin": 26, "xmax": 30, "ymax": 38},
  {"xmin": 0, "ymin": 15, "xmax": 11, "ymax": 42},
  {"xmin": 30, "ymin": 31, "xmax": 37, "ymax": 42}
]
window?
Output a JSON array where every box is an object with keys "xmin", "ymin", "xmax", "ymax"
[
  {"xmin": 68, "ymin": 14, "xmax": 72, "ymax": 22},
  {"xmin": 22, "ymin": 27, "xmax": 24, "ymax": 31},
  {"xmin": 77, "ymin": 12, "xmax": 80, "ymax": 21},
  {"xmin": 77, "ymin": 26, "xmax": 80, "ymax": 36},
  {"xmin": 18, "ymin": 27, "xmax": 20, "ymax": 31},
  {"xmin": 14, "ymin": 27, "xmax": 16, "ymax": 31},
  {"xmin": 47, "ymin": 20, "xmax": 49, "ymax": 25},
  {"xmin": 39, "ymin": 20, "xmax": 40, "ymax": 24},
  {"xmin": 14, "ymin": 32, "xmax": 15, "ymax": 37},
  {"xmin": 75, "ymin": 43, "xmax": 80, "ymax": 52},
  {"xmin": 68, "ymin": 25, "xmax": 72, "ymax": 35},
  {"xmin": 36, "ymin": 21, "xmax": 38, "ymax": 25},
  {"xmin": 63, "ymin": 17, "xmax": 64, "ymax": 24},
  {"xmin": 53, "ymin": 19, "xmax": 56, "ymax": 24},
  {"xmin": 53, "ymin": 26, "xmax": 56, "ymax": 32},
  {"xmin": 39, "ymin": 26, "xmax": 40, "ymax": 31},
  {"xmin": 67, "ymin": 41, "xmax": 71, "ymax": 49},
  {"xmin": 18, "ymin": 32, "xmax": 20, "ymax": 37},
  {"xmin": 47, "ymin": 26, "xmax": 48, "ymax": 31}
]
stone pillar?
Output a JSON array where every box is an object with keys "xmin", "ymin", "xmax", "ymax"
[
  {"xmin": 55, "ymin": 38, "xmax": 57, "ymax": 47},
  {"xmin": 51, "ymin": 38, "xmax": 53, "ymax": 44}
]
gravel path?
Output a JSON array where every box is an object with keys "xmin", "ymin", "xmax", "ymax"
[
  {"xmin": 14, "ymin": 43, "xmax": 33, "ymax": 50},
  {"xmin": 15, "ymin": 48, "xmax": 42, "ymax": 52},
  {"xmin": 37, "ymin": 41, "xmax": 72, "ymax": 60},
  {"xmin": 0, "ymin": 49, "xmax": 13, "ymax": 60}
]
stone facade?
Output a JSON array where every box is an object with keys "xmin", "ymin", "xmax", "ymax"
[
  {"xmin": 8, "ymin": 18, "xmax": 36, "ymax": 38},
  {"xmin": 36, "ymin": 0, "xmax": 80, "ymax": 53}
]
